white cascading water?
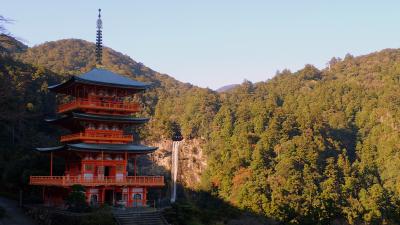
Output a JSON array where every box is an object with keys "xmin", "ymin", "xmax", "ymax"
[{"xmin": 170, "ymin": 141, "xmax": 181, "ymax": 203}]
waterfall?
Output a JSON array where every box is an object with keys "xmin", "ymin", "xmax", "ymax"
[{"xmin": 170, "ymin": 141, "xmax": 181, "ymax": 203}]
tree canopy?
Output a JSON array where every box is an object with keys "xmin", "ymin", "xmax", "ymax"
[{"xmin": 1, "ymin": 37, "xmax": 400, "ymax": 224}]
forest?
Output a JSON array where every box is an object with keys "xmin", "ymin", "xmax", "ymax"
[{"xmin": 1, "ymin": 33, "xmax": 400, "ymax": 224}]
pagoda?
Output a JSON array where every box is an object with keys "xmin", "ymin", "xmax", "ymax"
[{"xmin": 29, "ymin": 9, "xmax": 164, "ymax": 208}]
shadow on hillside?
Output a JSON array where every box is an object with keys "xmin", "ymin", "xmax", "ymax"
[
  {"xmin": 160, "ymin": 182, "xmax": 274, "ymax": 225},
  {"xmin": 136, "ymin": 154, "xmax": 274, "ymax": 225}
]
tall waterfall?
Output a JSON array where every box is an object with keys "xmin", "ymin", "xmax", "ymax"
[{"xmin": 170, "ymin": 141, "xmax": 181, "ymax": 203}]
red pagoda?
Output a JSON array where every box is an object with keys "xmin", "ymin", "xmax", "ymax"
[{"xmin": 29, "ymin": 9, "xmax": 164, "ymax": 208}]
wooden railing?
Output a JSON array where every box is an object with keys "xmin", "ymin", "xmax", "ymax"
[
  {"xmin": 58, "ymin": 98, "xmax": 140, "ymax": 113},
  {"xmin": 30, "ymin": 176, "xmax": 164, "ymax": 187},
  {"xmin": 60, "ymin": 131, "xmax": 133, "ymax": 143}
]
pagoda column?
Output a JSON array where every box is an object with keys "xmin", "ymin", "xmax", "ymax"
[
  {"xmin": 127, "ymin": 187, "xmax": 131, "ymax": 207},
  {"xmin": 101, "ymin": 187, "xmax": 105, "ymax": 204}
]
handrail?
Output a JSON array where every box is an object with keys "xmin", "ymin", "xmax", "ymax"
[
  {"xmin": 85, "ymin": 130, "xmax": 123, "ymax": 135},
  {"xmin": 61, "ymin": 133, "xmax": 132, "ymax": 140},
  {"xmin": 60, "ymin": 131, "xmax": 133, "ymax": 143},
  {"xmin": 58, "ymin": 98, "xmax": 140, "ymax": 113},
  {"xmin": 30, "ymin": 176, "xmax": 165, "ymax": 187}
]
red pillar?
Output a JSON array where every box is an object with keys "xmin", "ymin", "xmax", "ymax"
[
  {"xmin": 101, "ymin": 187, "xmax": 105, "ymax": 205},
  {"xmin": 127, "ymin": 187, "xmax": 131, "ymax": 207},
  {"xmin": 85, "ymin": 188, "xmax": 90, "ymax": 204}
]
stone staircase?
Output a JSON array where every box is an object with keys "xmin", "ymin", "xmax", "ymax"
[{"xmin": 113, "ymin": 208, "xmax": 169, "ymax": 225}]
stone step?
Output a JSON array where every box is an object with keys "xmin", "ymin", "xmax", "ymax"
[{"xmin": 113, "ymin": 209, "xmax": 168, "ymax": 225}]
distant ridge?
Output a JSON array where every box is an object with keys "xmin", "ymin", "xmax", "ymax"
[
  {"xmin": 215, "ymin": 84, "xmax": 239, "ymax": 93},
  {"xmin": 0, "ymin": 34, "xmax": 28, "ymax": 53}
]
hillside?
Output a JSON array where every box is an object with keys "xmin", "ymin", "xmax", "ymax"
[
  {"xmin": 2, "ymin": 36, "xmax": 400, "ymax": 224},
  {"xmin": 202, "ymin": 50, "xmax": 400, "ymax": 224}
]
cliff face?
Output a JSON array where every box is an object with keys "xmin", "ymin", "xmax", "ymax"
[{"xmin": 143, "ymin": 139, "xmax": 207, "ymax": 189}]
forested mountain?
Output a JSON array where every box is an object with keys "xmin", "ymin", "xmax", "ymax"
[
  {"xmin": 2, "ymin": 37, "xmax": 400, "ymax": 224},
  {"xmin": 201, "ymin": 52, "xmax": 400, "ymax": 224}
]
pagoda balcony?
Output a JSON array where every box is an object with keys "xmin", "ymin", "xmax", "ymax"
[
  {"xmin": 60, "ymin": 130, "xmax": 133, "ymax": 144},
  {"xmin": 58, "ymin": 98, "xmax": 140, "ymax": 114},
  {"xmin": 30, "ymin": 176, "xmax": 164, "ymax": 187}
]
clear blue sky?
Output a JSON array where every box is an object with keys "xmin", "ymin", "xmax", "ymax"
[{"xmin": 1, "ymin": 1, "xmax": 400, "ymax": 89}]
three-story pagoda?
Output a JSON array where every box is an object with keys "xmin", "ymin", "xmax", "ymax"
[{"xmin": 29, "ymin": 9, "xmax": 164, "ymax": 208}]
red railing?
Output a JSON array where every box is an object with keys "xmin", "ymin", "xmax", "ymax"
[
  {"xmin": 58, "ymin": 98, "xmax": 140, "ymax": 113},
  {"xmin": 60, "ymin": 130, "xmax": 133, "ymax": 143},
  {"xmin": 30, "ymin": 176, "xmax": 164, "ymax": 187}
]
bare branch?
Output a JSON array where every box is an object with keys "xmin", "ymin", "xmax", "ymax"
[{"xmin": 0, "ymin": 15, "xmax": 13, "ymax": 35}]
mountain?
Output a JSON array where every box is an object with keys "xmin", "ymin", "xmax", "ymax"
[
  {"xmin": 0, "ymin": 34, "xmax": 28, "ymax": 53},
  {"xmin": 215, "ymin": 84, "xmax": 239, "ymax": 93},
  {"xmin": 202, "ymin": 50, "xmax": 400, "ymax": 224},
  {"xmin": 2, "ymin": 35, "xmax": 400, "ymax": 224},
  {"xmin": 17, "ymin": 39, "xmax": 185, "ymax": 88}
]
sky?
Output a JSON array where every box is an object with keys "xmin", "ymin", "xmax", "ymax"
[{"xmin": 1, "ymin": 1, "xmax": 400, "ymax": 89}]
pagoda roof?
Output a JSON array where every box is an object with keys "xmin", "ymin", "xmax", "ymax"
[
  {"xmin": 46, "ymin": 112, "xmax": 149, "ymax": 125},
  {"xmin": 48, "ymin": 68, "xmax": 151, "ymax": 93},
  {"xmin": 36, "ymin": 143, "xmax": 157, "ymax": 154}
]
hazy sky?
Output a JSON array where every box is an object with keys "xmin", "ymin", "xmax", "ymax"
[{"xmin": 1, "ymin": 1, "xmax": 400, "ymax": 89}]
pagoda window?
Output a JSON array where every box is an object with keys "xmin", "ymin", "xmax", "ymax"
[
  {"xmin": 85, "ymin": 164, "xmax": 94, "ymax": 172},
  {"xmin": 116, "ymin": 165, "xmax": 124, "ymax": 181},
  {"xmin": 116, "ymin": 165, "xmax": 124, "ymax": 172},
  {"xmin": 97, "ymin": 171, "xmax": 104, "ymax": 181},
  {"xmin": 83, "ymin": 163, "xmax": 94, "ymax": 181}
]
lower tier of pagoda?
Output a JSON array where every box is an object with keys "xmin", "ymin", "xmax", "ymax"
[{"xmin": 30, "ymin": 175, "xmax": 164, "ymax": 187}]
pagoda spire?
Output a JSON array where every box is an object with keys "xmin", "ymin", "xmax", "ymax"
[{"xmin": 96, "ymin": 8, "xmax": 103, "ymax": 66}]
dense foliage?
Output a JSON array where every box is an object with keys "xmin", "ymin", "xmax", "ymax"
[
  {"xmin": 65, "ymin": 185, "xmax": 89, "ymax": 212},
  {"xmin": 201, "ymin": 54, "xmax": 400, "ymax": 224},
  {"xmin": 2, "ymin": 36, "xmax": 400, "ymax": 224},
  {"xmin": 0, "ymin": 53, "xmax": 60, "ymax": 193}
]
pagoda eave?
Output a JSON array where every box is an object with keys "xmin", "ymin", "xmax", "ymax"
[
  {"xmin": 46, "ymin": 112, "xmax": 150, "ymax": 128},
  {"xmin": 36, "ymin": 143, "xmax": 157, "ymax": 154},
  {"xmin": 48, "ymin": 68, "xmax": 152, "ymax": 94}
]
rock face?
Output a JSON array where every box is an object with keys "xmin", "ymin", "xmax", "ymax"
[{"xmin": 140, "ymin": 139, "xmax": 207, "ymax": 189}]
